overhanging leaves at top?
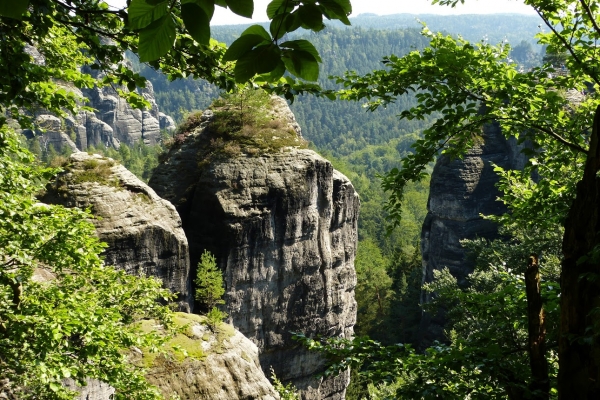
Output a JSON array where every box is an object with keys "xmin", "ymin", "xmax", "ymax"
[
  {"xmin": 128, "ymin": 0, "xmax": 170, "ymax": 30},
  {"xmin": 0, "ymin": 0, "xmax": 30, "ymax": 20},
  {"xmin": 138, "ymin": 14, "xmax": 177, "ymax": 62}
]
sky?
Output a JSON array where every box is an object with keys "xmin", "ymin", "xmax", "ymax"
[{"xmin": 107, "ymin": 1, "xmax": 537, "ymax": 26}]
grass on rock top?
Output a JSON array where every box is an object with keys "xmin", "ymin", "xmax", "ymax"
[{"xmin": 169, "ymin": 89, "xmax": 307, "ymax": 163}]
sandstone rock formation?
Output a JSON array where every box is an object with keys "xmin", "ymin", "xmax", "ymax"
[
  {"xmin": 21, "ymin": 115, "xmax": 79, "ymax": 154},
  {"xmin": 22, "ymin": 45, "xmax": 175, "ymax": 153},
  {"xmin": 141, "ymin": 313, "xmax": 279, "ymax": 400},
  {"xmin": 149, "ymin": 97, "xmax": 359, "ymax": 399},
  {"xmin": 64, "ymin": 313, "xmax": 279, "ymax": 400},
  {"xmin": 41, "ymin": 152, "xmax": 192, "ymax": 311},
  {"xmin": 420, "ymin": 121, "xmax": 530, "ymax": 342},
  {"xmin": 80, "ymin": 79, "xmax": 171, "ymax": 147}
]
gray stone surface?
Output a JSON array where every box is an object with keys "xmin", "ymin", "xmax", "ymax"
[
  {"xmin": 64, "ymin": 314, "xmax": 279, "ymax": 400},
  {"xmin": 64, "ymin": 379, "xmax": 115, "ymax": 400},
  {"xmin": 149, "ymin": 100, "xmax": 358, "ymax": 400},
  {"xmin": 419, "ymin": 121, "xmax": 530, "ymax": 343},
  {"xmin": 159, "ymin": 112, "xmax": 176, "ymax": 133},
  {"xmin": 23, "ymin": 60, "xmax": 171, "ymax": 152},
  {"xmin": 41, "ymin": 153, "xmax": 192, "ymax": 311},
  {"xmin": 143, "ymin": 314, "xmax": 280, "ymax": 400},
  {"xmin": 33, "ymin": 115, "xmax": 79, "ymax": 154}
]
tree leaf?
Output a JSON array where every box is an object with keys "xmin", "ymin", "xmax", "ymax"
[
  {"xmin": 333, "ymin": 0, "xmax": 352, "ymax": 14},
  {"xmin": 281, "ymin": 39, "xmax": 321, "ymax": 62},
  {"xmin": 252, "ymin": 44, "xmax": 282, "ymax": 74},
  {"xmin": 138, "ymin": 15, "xmax": 176, "ymax": 62},
  {"xmin": 319, "ymin": 0, "xmax": 351, "ymax": 25},
  {"xmin": 234, "ymin": 52, "xmax": 257, "ymax": 83},
  {"xmin": 284, "ymin": 11, "xmax": 302, "ymax": 33},
  {"xmin": 181, "ymin": 2, "xmax": 211, "ymax": 45},
  {"xmin": 240, "ymin": 24, "xmax": 271, "ymax": 41},
  {"xmin": 182, "ymin": 0, "xmax": 215, "ymax": 19},
  {"xmin": 233, "ymin": 44, "xmax": 281, "ymax": 83},
  {"xmin": 297, "ymin": 4, "xmax": 323, "ymax": 31},
  {"xmin": 266, "ymin": 0, "xmax": 292, "ymax": 18},
  {"xmin": 283, "ymin": 50, "xmax": 319, "ymax": 81},
  {"xmin": 257, "ymin": 60, "xmax": 286, "ymax": 82},
  {"xmin": 270, "ymin": 14, "xmax": 287, "ymax": 40},
  {"xmin": 128, "ymin": 0, "xmax": 170, "ymax": 30},
  {"xmin": 222, "ymin": 34, "xmax": 268, "ymax": 62},
  {"xmin": 0, "ymin": 0, "xmax": 30, "ymax": 20},
  {"xmin": 225, "ymin": 0, "xmax": 253, "ymax": 18}
]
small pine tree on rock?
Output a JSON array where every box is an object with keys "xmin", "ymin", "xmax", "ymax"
[{"xmin": 195, "ymin": 250, "xmax": 227, "ymax": 329}]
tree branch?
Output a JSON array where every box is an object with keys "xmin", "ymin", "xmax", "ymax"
[
  {"xmin": 494, "ymin": 116, "xmax": 588, "ymax": 154},
  {"xmin": 580, "ymin": 0, "xmax": 600, "ymax": 38},
  {"xmin": 535, "ymin": 6, "xmax": 600, "ymax": 87}
]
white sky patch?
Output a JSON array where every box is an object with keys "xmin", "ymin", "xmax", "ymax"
[{"xmin": 106, "ymin": 0, "xmax": 536, "ymax": 26}]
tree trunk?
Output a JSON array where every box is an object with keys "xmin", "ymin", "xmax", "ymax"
[
  {"xmin": 525, "ymin": 254, "xmax": 549, "ymax": 399},
  {"xmin": 559, "ymin": 105, "xmax": 600, "ymax": 398}
]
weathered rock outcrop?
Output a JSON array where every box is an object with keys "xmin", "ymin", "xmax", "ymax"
[
  {"xmin": 41, "ymin": 152, "xmax": 192, "ymax": 311},
  {"xmin": 141, "ymin": 313, "xmax": 279, "ymax": 400},
  {"xmin": 420, "ymin": 121, "xmax": 530, "ymax": 342},
  {"xmin": 80, "ymin": 79, "xmax": 172, "ymax": 147},
  {"xmin": 63, "ymin": 313, "xmax": 279, "ymax": 400},
  {"xmin": 149, "ymin": 98, "xmax": 359, "ymax": 399},
  {"xmin": 21, "ymin": 115, "xmax": 80, "ymax": 154},
  {"xmin": 22, "ymin": 45, "xmax": 175, "ymax": 152}
]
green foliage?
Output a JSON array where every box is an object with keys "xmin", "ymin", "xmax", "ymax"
[
  {"xmin": 125, "ymin": 0, "xmax": 351, "ymax": 84},
  {"xmin": 511, "ymin": 40, "xmax": 543, "ymax": 69},
  {"xmin": 71, "ymin": 157, "xmax": 119, "ymax": 186},
  {"xmin": 172, "ymin": 88, "xmax": 307, "ymax": 163},
  {"xmin": 210, "ymin": 88, "xmax": 306, "ymax": 152},
  {"xmin": 0, "ymin": 126, "xmax": 173, "ymax": 399},
  {"xmin": 205, "ymin": 306, "xmax": 228, "ymax": 331},
  {"xmin": 270, "ymin": 367, "xmax": 301, "ymax": 400},
  {"xmin": 336, "ymin": 21, "xmax": 591, "ymax": 228},
  {"xmin": 353, "ymin": 239, "xmax": 394, "ymax": 337},
  {"xmin": 194, "ymin": 250, "xmax": 225, "ymax": 312},
  {"xmin": 297, "ymin": 254, "xmax": 560, "ymax": 399},
  {"xmin": 193, "ymin": 251, "xmax": 228, "ymax": 331}
]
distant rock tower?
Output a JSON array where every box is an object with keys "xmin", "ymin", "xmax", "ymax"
[{"xmin": 420, "ymin": 121, "xmax": 530, "ymax": 343}]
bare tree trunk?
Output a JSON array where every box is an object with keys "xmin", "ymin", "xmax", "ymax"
[
  {"xmin": 525, "ymin": 254, "xmax": 549, "ymax": 399},
  {"xmin": 559, "ymin": 105, "xmax": 600, "ymax": 398}
]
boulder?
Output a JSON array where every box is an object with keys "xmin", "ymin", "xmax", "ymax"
[{"xmin": 66, "ymin": 313, "xmax": 279, "ymax": 400}]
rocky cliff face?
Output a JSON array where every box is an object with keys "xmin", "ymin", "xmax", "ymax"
[
  {"xmin": 79, "ymin": 78, "xmax": 175, "ymax": 148},
  {"xmin": 41, "ymin": 152, "xmax": 192, "ymax": 311},
  {"xmin": 149, "ymin": 98, "xmax": 359, "ymax": 399},
  {"xmin": 420, "ymin": 122, "xmax": 530, "ymax": 342},
  {"xmin": 23, "ymin": 45, "xmax": 175, "ymax": 152}
]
